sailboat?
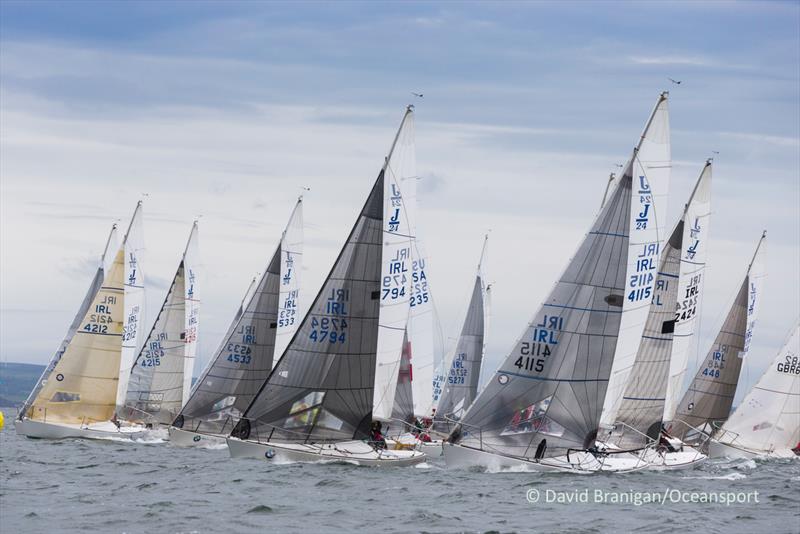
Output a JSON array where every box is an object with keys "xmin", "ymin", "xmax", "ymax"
[
  {"xmin": 708, "ymin": 323, "xmax": 800, "ymax": 459},
  {"xmin": 670, "ymin": 232, "xmax": 766, "ymax": 443},
  {"xmin": 436, "ymin": 235, "xmax": 490, "ymax": 425},
  {"xmin": 121, "ymin": 221, "xmax": 200, "ymax": 429},
  {"xmin": 169, "ymin": 198, "xmax": 303, "ymax": 447},
  {"xmin": 443, "ymin": 92, "xmax": 670, "ymax": 472},
  {"xmin": 597, "ymin": 161, "xmax": 713, "ymax": 470},
  {"xmin": 226, "ymin": 106, "xmax": 426, "ymax": 466},
  {"xmin": 15, "ymin": 202, "xmax": 148, "ymax": 440},
  {"xmin": 389, "ymin": 236, "xmax": 490, "ymax": 455}
]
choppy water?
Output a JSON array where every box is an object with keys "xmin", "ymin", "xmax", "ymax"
[{"xmin": 1, "ymin": 424, "xmax": 799, "ymax": 534}]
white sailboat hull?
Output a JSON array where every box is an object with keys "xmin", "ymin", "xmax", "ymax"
[
  {"xmin": 168, "ymin": 426, "xmax": 227, "ymax": 448},
  {"xmin": 227, "ymin": 437, "xmax": 427, "ymax": 467},
  {"xmin": 707, "ymin": 440, "xmax": 797, "ymax": 460},
  {"xmin": 14, "ymin": 418, "xmax": 146, "ymax": 441},
  {"xmin": 443, "ymin": 443, "xmax": 638, "ymax": 473}
]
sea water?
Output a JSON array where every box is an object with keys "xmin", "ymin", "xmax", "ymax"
[{"xmin": 1, "ymin": 426, "xmax": 798, "ymax": 533}]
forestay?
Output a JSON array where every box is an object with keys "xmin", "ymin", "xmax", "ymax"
[
  {"xmin": 20, "ymin": 223, "xmax": 120, "ymax": 422},
  {"xmin": 600, "ymin": 93, "xmax": 671, "ymax": 428},
  {"xmin": 664, "ymin": 162, "xmax": 713, "ymax": 422},
  {"xmin": 436, "ymin": 235, "xmax": 489, "ymax": 422},
  {"xmin": 717, "ymin": 324, "xmax": 800, "ymax": 453},
  {"xmin": 173, "ymin": 200, "xmax": 302, "ymax": 435},
  {"xmin": 231, "ymin": 108, "xmax": 414, "ymax": 443},
  {"xmin": 672, "ymin": 232, "xmax": 766, "ymax": 438},
  {"xmin": 124, "ymin": 222, "xmax": 200, "ymax": 425}
]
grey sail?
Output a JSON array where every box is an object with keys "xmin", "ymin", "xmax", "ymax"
[
  {"xmin": 391, "ymin": 332, "xmax": 414, "ymax": 423},
  {"xmin": 232, "ymin": 172, "xmax": 385, "ymax": 443},
  {"xmin": 672, "ymin": 233, "xmax": 766, "ymax": 440},
  {"xmin": 610, "ymin": 220, "xmax": 682, "ymax": 447},
  {"xmin": 453, "ymin": 169, "xmax": 636, "ymax": 459},
  {"xmin": 174, "ymin": 248, "xmax": 280, "ymax": 435},
  {"xmin": 123, "ymin": 261, "xmax": 186, "ymax": 424},
  {"xmin": 436, "ymin": 275, "xmax": 486, "ymax": 422}
]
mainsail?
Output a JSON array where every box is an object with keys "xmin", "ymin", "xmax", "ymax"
[
  {"xmin": 436, "ymin": 235, "xmax": 489, "ymax": 422},
  {"xmin": 231, "ymin": 107, "xmax": 414, "ymax": 443},
  {"xmin": 600, "ymin": 92, "xmax": 671, "ymax": 428},
  {"xmin": 663, "ymin": 161, "xmax": 713, "ymax": 422},
  {"xmin": 453, "ymin": 95, "xmax": 666, "ymax": 459},
  {"xmin": 124, "ymin": 222, "xmax": 199, "ymax": 424},
  {"xmin": 117, "ymin": 201, "xmax": 146, "ymax": 412},
  {"xmin": 672, "ymin": 232, "xmax": 766, "ymax": 438},
  {"xmin": 611, "ymin": 161, "xmax": 713, "ymax": 447},
  {"xmin": 373, "ymin": 109, "xmax": 416, "ymax": 421},
  {"xmin": 19, "ymin": 223, "xmax": 119, "ymax": 421},
  {"xmin": 173, "ymin": 199, "xmax": 303, "ymax": 435},
  {"xmin": 716, "ymin": 324, "xmax": 800, "ymax": 453},
  {"xmin": 275, "ymin": 199, "xmax": 304, "ymax": 360}
]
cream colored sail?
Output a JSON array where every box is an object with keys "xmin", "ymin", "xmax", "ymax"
[
  {"xmin": 25, "ymin": 239, "xmax": 126, "ymax": 425},
  {"xmin": 20, "ymin": 224, "xmax": 120, "ymax": 422}
]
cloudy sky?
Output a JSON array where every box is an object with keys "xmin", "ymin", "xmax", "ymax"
[{"xmin": 1, "ymin": 1, "xmax": 798, "ymax": 404}]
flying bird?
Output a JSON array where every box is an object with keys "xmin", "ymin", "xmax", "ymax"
[
  {"xmin": 411, "ymin": 92, "xmax": 424, "ymax": 98},
  {"xmin": 668, "ymin": 78, "xmax": 682, "ymax": 85}
]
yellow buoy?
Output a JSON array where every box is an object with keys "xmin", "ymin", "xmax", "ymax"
[{"xmin": 0, "ymin": 410, "xmax": 5, "ymax": 431}]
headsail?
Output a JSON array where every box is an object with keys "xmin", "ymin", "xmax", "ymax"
[
  {"xmin": 117, "ymin": 201, "xmax": 146, "ymax": 412},
  {"xmin": 672, "ymin": 232, "xmax": 766, "ymax": 439},
  {"xmin": 436, "ymin": 235, "xmax": 489, "ymax": 422},
  {"xmin": 600, "ymin": 92, "xmax": 671, "ymax": 428},
  {"xmin": 124, "ymin": 222, "xmax": 200, "ymax": 424},
  {"xmin": 174, "ymin": 200, "xmax": 301, "ymax": 435},
  {"xmin": 453, "ymin": 95, "xmax": 666, "ymax": 459},
  {"xmin": 391, "ymin": 332, "xmax": 414, "ymax": 422},
  {"xmin": 610, "ymin": 161, "xmax": 713, "ymax": 447},
  {"xmin": 716, "ymin": 324, "xmax": 800, "ymax": 453},
  {"xmin": 663, "ymin": 161, "xmax": 713, "ymax": 422},
  {"xmin": 231, "ymin": 107, "xmax": 413, "ymax": 443},
  {"xmin": 19, "ymin": 223, "xmax": 119, "ymax": 420}
]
